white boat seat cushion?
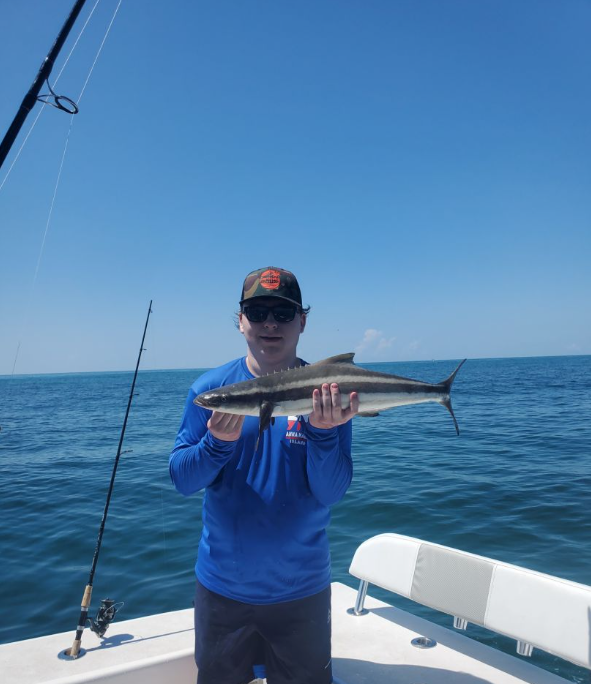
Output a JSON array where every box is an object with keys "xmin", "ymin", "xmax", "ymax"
[
  {"xmin": 349, "ymin": 533, "xmax": 591, "ymax": 670},
  {"xmin": 411, "ymin": 542, "xmax": 494, "ymax": 624}
]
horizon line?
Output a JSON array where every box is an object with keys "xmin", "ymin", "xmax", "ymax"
[{"xmin": 1, "ymin": 352, "xmax": 589, "ymax": 379}]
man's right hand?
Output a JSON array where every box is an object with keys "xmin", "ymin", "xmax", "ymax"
[{"xmin": 207, "ymin": 411, "xmax": 245, "ymax": 441}]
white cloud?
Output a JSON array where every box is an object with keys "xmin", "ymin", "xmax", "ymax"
[
  {"xmin": 355, "ymin": 329, "xmax": 396, "ymax": 356},
  {"xmin": 356, "ymin": 329, "xmax": 381, "ymax": 351},
  {"xmin": 377, "ymin": 337, "xmax": 396, "ymax": 351}
]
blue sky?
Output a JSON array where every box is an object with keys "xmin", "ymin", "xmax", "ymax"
[{"xmin": 1, "ymin": 0, "xmax": 589, "ymax": 375}]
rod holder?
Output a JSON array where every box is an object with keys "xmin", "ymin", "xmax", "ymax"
[{"xmin": 411, "ymin": 636, "xmax": 437, "ymax": 649}]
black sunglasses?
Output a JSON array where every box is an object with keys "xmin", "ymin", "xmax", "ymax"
[{"xmin": 242, "ymin": 304, "xmax": 300, "ymax": 323}]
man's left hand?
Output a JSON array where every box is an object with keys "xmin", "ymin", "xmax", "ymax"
[{"xmin": 308, "ymin": 383, "xmax": 359, "ymax": 429}]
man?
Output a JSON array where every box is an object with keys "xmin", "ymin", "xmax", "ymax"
[{"xmin": 169, "ymin": 267, "xmax": 358, "ymax": 684}]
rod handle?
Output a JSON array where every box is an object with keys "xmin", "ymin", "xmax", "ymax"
[
  {"xmin": 65, "ymin": 584, "xmax": 93, "ymax": 659},
  {"xmin": 81, "ymin": 584, "xmax": 92, "ymax": 609}
]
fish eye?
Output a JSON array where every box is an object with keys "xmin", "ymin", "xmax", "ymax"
[{"xmin": 221, "ymin": 395, "xmax": 227, "ymax": 403}]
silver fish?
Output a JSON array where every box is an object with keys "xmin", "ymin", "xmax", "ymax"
[{"xmin": 194, "ymin": 354, "xmax": 466, "ymax": 447}]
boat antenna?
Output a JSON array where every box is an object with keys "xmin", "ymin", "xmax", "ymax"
[
  {"xmin": 64, "ymin": 300, "xmax": 153, "ymax": 660},
  {"xmin": 0, "ymin": 0, "xmax": 88, "ymax": 170}
]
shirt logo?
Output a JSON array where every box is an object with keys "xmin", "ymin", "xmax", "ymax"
[{"xmin": 285, "ymin": 416, "xmax": 307, "ymax": 445}]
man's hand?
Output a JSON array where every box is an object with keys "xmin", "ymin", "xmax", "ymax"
[
  {"xmin": 207, "ymin": 411, "xmax": 245, "ymax": 441},
  {"xmin": 308, "ymin": 383, "xmax": 359, "ymax": 429}
]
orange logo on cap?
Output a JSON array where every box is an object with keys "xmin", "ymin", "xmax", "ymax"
[{"xmin": 260, "ymin": 269, "xmax": 281, "ymax": 290}]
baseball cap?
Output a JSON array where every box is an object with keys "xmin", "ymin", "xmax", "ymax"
[{"xmin": 240, "ymin": 267, "xmax": 303, "ymax": 307}]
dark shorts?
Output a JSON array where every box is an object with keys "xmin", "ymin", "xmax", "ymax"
[{"xmin": 194, "ymin": 580, "xmax": 332, "ymax": 684}]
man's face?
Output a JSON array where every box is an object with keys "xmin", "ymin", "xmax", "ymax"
[{"xmin": 239, "ymin": 297, "xmax": 306, "ymax": 365}]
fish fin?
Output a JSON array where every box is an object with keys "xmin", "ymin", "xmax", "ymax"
[
  {"xmin": 311, "ymin": 353, "xmax": 355, "ymax": 366},
  {"xmin": 441, "ymin": 359, "xmax": 467, "ymax": 391},
  {"xmin": 357, "ymin": 411, "xmax": 380, "ymax": 417},
  {"xmin": 440, "ymin": 396, "xmax": 460, "ymax": 436},
  {"xmin": 259, "ymin": 401, "xmax": 274, "ymax": 431},
  {"xmin": 438, "ymin": 359, "xmax": 466, "ymax": 436},
  {"xmin": 255, "ymin": 401, "xmax": 275, "ymax": 451}
]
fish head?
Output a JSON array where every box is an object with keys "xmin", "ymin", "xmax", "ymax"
[
  {"xmin": 193, "ymin": 385, "xmax": 255, "ymax": 415},
  {"xmin": 194, "ymin": 388, "xmax": 232, "ymax": 410}
]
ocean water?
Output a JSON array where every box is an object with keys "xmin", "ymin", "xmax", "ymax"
[{"xmin": 1, "ymin": 356, "xmax": 590, "ymax": 682}]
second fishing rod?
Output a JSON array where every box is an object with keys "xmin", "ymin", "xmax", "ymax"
[{"xmin": 64, "ymin": 300, "xmax": 152, "ymax": 660}]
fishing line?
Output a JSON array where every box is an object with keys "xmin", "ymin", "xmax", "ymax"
[
  {"xmin": 159, "ymin": 483, "xmax": 168, "ymax": 553},
  {"xmin": 8, "ymin": 120, "xmax": 73, "ymax": 377},
  {"xmin": 55, "ymin": 0, "xmax": 103, "ymax": 83},
  {"xmin": 33, "ymin": 126, "xmax": 73, "ymax": 289},
  {"xmin": 0, "ymin": 107, "xmax": 45, "ymax": 193},
  {"xmin": 76, "ymin": 0, "xmax": 124, "ymax": 105},
  {"xmin": 6, "ymin": 0, "xmax": 125, "ymax": 376}
]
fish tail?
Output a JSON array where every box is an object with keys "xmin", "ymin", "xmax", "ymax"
[
  {"xmin": 439, "ymin": 396, "xmax": 460, "ymax": 435},
  {"xmin": 442, "ymin": 358, "xmax": 467, "ymax": 392},
  {"xmin": 439, "ymin": 359, "xmax": 467, "ymax": 435}
]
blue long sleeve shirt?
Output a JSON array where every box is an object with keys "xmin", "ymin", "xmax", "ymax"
[{"xmin": 169, "ymin": 357, "xmax": 353, "ymax": 604}]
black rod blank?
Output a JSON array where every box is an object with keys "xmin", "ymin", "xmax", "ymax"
[{"xmin": 0, "ymin": 0, "xmax": 88, "ymax": 169}]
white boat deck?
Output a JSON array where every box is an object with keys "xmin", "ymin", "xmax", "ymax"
[
  {"xmin": 331, "ymin": 583, "xmax": 566, "ymax": 684},
  {"xmin": 0, "ymin": 582, "xmax": 570, "ymax": 684},
  {"xmin": 0, "ymin": 605, "xmax": 195, "ymax": 684}
]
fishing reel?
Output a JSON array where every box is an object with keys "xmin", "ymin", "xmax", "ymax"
[{"xmin": 89, "ymin": 598, "xmax": 123, "ymax": 638}]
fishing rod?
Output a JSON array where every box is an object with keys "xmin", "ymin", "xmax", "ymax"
[
  {"xmin": 64, "ymin": 300, "xmax": 153, "ymax": 660},
  {"xmin": 0, "ymin": 0, "xmax": 88, "ymax": 170}
]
